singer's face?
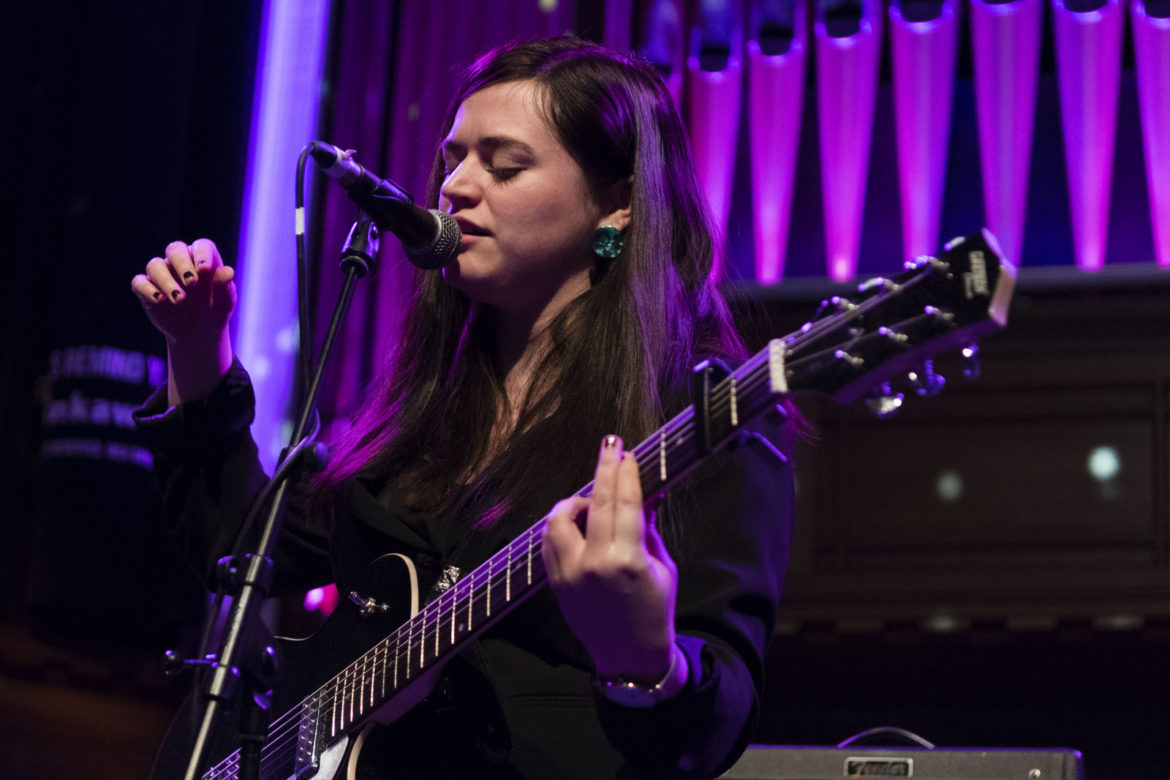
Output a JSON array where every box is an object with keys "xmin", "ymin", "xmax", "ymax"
[{"xmin": 438, "ymin": 81, "xmax": 620, "ymax": 322}]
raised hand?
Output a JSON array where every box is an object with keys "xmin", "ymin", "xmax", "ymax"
[{"xmin": 130, "ymin": 238, "xmax": 236, "ymax": 405}]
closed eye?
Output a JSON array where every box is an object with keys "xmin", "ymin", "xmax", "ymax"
[{"xmin": 488, "ymin": 167, "xmax": 522, "ymax": 181}]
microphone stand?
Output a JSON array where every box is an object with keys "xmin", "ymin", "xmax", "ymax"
[{"xmin": 180, "ymin": 213, "xmax": 381, "ymax": 780}]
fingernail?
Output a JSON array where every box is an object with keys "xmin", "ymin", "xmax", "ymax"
[
  {"xmin": 153, "ymin": 291, "xmax": 163, "ymax": 301},
  {"xmin": 182, "ymin": 271, "xmax": 195, "ymax": 284},
  {"xmin": 602, "ymin": 434, "xmax": 620, "ymax": 450},
  {"xmin": 171, "ymin": 289, "xmax": 183, "ymax": 301}
]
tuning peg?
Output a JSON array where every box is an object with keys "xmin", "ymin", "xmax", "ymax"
[
  {"xmin": 864, "ymin": 383, "xmax": 904, "ymax": 418},
  {"xmin": 857, "ymin": 276, "xmax": 900, "ymax": 295},
  {"xmin": 923, "ymin": 305, "xmax": 956, "ymax": 330},
  {"xmin": 877, "ymin": 326, "xmax": 909, "ymax": 346},
  {"xmin": 908, "ymin": 360, "xmax": 946, "ymax": 396},
  {"xmin": 834, "ymin": 349, "xmax": 865, "ymax": 369},
  {"xmin": 813, "ymin": 295, "xmax": 857, "ymax": 321},
  {"xmin": 961, "ymin": 343, "xmax": 981, "ymax": 380},
  {"xmin": 904, "ymin": 255, "xmax": 949, "ymax": 272}
]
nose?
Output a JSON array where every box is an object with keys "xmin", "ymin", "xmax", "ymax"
[{"xmin": 439, "ymin": 159, "xmax": 479, "ymax": 211}]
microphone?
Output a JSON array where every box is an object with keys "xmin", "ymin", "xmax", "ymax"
[{"xmin": 308, "ymin": 140, "xmax": 460, "ymax": 269}]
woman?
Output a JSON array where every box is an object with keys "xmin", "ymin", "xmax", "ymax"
[{"xmin": 132, "ymin": 37, "xmax": 794, "ymax": 780}]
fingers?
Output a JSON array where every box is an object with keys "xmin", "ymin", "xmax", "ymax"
[
  {"xmin": 189, "ymin": 238, "xmax": 223, "ymax": 274},
  {"xmin": 210, "ymin": 265, "xmax": 237, "ymax": 313},
  {"xmin": 586, "ymin": 435, "xmax": 645, "ymax": 552},
  {"xmin": 644, "ymin": 514, "xmax": 677, "ymax": 579},
  {"xmin": 585, "ymin": 435, "xmax": 623, "ymax": 548},
  {"xmin": 145, "ymin": 254, "xmax": 185, "ymax": 303},
  {"xmin": 130, "ymin": 272, "xmax": 166, "ymax": 305},
  {"xmin": 133, "ymin": 238, "xmax": 230, "ymax": 305},
  {"xmin": 612, "ymin": 450, "xmax": 646, "ymax": 548},
  {"xmin": 543, "ymin": 496, "xmax": 589, "ymax": 582},
  {"xmin": 165, "ymin": 240, "xmax": 199, "ymax": 289}
]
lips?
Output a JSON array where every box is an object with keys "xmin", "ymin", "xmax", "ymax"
[{"xmin": 454, "ymin": 217, "xmax": 490, "ymax": 237}]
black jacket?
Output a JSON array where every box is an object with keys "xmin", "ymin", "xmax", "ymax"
[{"xmin": 135, "ymin": 361, "xmax": 794, "ymax": 779}]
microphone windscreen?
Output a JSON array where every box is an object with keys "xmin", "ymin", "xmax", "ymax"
[{"xmin": 405, "ymin": 210, "xmax": 462, "ymax": 270}]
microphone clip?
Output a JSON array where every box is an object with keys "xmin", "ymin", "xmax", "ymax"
[{"xmin": 340, "ymin": 212, "xmax": 380, "ymax": 278}]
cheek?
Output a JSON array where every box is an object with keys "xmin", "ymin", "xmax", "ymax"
[{"xmin": 511, "ymin": 190, "xmax": 596, "ymax": 245}]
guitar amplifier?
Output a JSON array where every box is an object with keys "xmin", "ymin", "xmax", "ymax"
[{"xmin": 718, "ymin": 745, "xmax": 1084, "ymax": 779}]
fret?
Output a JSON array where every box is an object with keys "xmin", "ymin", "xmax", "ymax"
[
  {"xmin": 730, "ymin": 375, "xmax": 738, "ymax": 427},
  {"xmin": 330, "ymin": 672, "xmax": 341, "ymax": 736},
  {"xmin": 347, "ymin": 661, "xmax": 356, "ymax": 727},
  {"xmin": 417, "ymin": 609, "xmax": 425, "ymax": 671},
  {"xmin": 434, "ymin": 598, "xmax": 442, "ymax": 658},
  {"xmin": 526, "ymin": 530, "xmax": 533, "ymax": 584},
  {"xmin": 353, "ymin": 656, "xmax": 364, "ymax": 720},
  {"xmin": 354, "ymin": 657, "xmax": 363, "ymax": 723},
  {"xmin": 486, "ymin": 556, "xmax": 493, "ymax": 617},
  {"xmin": 366, "ymin": 648, "xmax": 375, "ymax": 710},
  {"xmin": 658, "ymin": 429, "xmax": 667, "ymax": 482},
  {"xmin": 449, "ymin": 589, "xmax": 456, "ymax": 646},
  {"xmin": 467, "ymin": 577, "xmax": 474, "ymax": 633},
  {"xmin": 393, "ymin": 634, "xmax": 400, "ymax": 689},
  {"xmin": 341, "ymin": 664, "xmax": 351, "ymax": 733},
  {"xmin": 505, "ymin": 545, "xmax": 512, "ymax": 602},
  {"xmin": 380, "ymin": 643, "xmax": 388, "ymax": 698}
]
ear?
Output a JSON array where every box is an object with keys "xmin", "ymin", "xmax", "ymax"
[{"xmin": 595, "ymin": 175, "xmax": 633, "ymax": 233}]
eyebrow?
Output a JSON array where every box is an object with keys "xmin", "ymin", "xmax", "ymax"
[{"xmin": 442, "ymin": 135, "xmax": 537, "ymax": 157}]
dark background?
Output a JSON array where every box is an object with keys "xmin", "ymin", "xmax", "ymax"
[{"xmin": 3, "ymin": 1, "xmax": 1169, "ymax": 778}]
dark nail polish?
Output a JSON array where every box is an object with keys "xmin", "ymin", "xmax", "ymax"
[
  {"xmin": 602, "ymin": 434, "xmax": 619, "ymax": 449},
  {"xmin": 171, "ymin": 289, "xmax": 182, "ymax": 300},
  {"xmin": 183, "ymin": 271, "xmax": 195, "ymax": 283}
]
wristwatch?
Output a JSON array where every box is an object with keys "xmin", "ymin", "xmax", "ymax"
[{"xmin": 594, "ymin": 645, "xmax": 687, "ymax": 708}]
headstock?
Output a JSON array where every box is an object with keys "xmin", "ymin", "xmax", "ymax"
[{"xmin": 783, "ymin": 228, "xmax": 1016, "ymax": 408}]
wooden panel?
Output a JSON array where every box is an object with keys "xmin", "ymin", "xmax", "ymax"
[{"xmin": 732, "ymin": 271, "xmax": 1170, "ymax": 626}]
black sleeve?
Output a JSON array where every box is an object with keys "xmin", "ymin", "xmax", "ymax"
[
  {"xmin": 597, "ymin": 415, "xmax": 795, "ymax": 779},
  {"xmin": 132, "ymin": 359, "xmax": 333, "ymax": 592}
]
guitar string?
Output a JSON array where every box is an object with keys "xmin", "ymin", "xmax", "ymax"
[
  {"xmin": 782, "ymin": 309, "xmax": 950, "ymax": 375},
  {"xmin": 207, "ymin": 273, "xmax": 949, "ymax": 775}
]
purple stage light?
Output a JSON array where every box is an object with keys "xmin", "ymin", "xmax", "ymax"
[
  {"xmin": 1131, "ymin": 0, "xmax": 1170, "ymax": 268},
  {"xmin": 641, "ymin": 0, "xmax": 687, "ymax": 108},
  {"xmin": 687, "ymin": 4, "xmax": 743, "ymax": 282},
  {"xmin": 1052, "ymin": 0, "xmax": 1123, "ymax": 272},
  {"xmin": 969, "ymin": 0, "xmax": 1043, "ymax": 269},
  {"xmin": 890, "ymin": 0, "xmax": 959, "ymax": 263},
  {"xmin": 747, "ymin": 1, "xmax": 807, "ymax": 284},
  {"xmin": 235, "ymin": 0, "xmax": 330, "ymax": 470},
  {"xmin": 815, "ymin": 0, "xmax": 883, "ymax": 281}
]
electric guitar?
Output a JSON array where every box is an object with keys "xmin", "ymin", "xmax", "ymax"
[{"xmin": 155, "ymin": 229, "xmax": 1015, "ymax": 779}]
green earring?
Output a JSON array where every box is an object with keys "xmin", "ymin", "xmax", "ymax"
[{"xmin": 592, "ymin": 225, "xmax": 624, "ymax": 259}]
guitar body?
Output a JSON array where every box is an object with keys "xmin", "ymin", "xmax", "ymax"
[{"xmin": 153, "ymin": 553, "xmax": 427, "ymax": 780}]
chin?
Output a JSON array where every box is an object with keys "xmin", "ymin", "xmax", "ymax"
[{"xmin": 441, "ymin": 262, "xmax": 502, "ymax": 306}]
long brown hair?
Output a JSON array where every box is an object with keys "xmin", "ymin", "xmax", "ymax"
[{"xmin": 315, "ymin": 37, "xmax": 745, "ymax": 527}]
